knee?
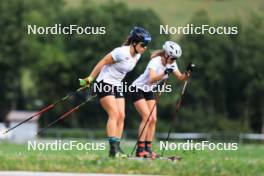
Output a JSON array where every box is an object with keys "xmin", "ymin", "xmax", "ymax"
[
  {"xmin": 141, "ymin": 114, "xmax": 150, "ymax": 123},
  {"xmin": 118, "ymin": 111, "xmax": 125, "ymax": 122},
  {"xmin": 149, "ymin": 115, "xmax": 157, "ymax": 124},
  {"xmin": 108, "ymin": 109, "xmax": 119, "ymax": 120}
]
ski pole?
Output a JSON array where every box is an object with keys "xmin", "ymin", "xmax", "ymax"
[
  {"xmin": 3, "ymin": 86, "xmax": 87, "ymax": 134},
  {"xmin": 130, "ymin": 79, "xmax": 168, "ymax": 157},
  {"xmin": 161, "ymin": 80, "xmax": 189, "ymax": 157},
  {"xmin": 36, "ymin": 94, "xmax": 97, "ymax": 135}
]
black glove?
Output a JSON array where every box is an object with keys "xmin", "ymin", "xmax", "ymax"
[
  {"xmin": 186, "ymin": 63, "xmax": 195, "ymax": 72},
  {"xmin": 164, "ymin": 68, "xmax": 173, "ymax": 75}
]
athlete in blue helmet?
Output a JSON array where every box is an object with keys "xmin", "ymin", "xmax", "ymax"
[{"xmin": 79, "ymin": 27, "xmax": 151, "ymax": 157}]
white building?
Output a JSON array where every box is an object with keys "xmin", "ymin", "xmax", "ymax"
[{"xmin": 5, "ymin": 110, "xmax": 40, "ymax": 143}]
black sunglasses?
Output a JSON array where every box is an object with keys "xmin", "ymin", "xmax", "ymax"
[
  {"xmin": 165, "ymin": 54, "xmax": 176, "ymax": 60},
  {"xmin": 139, "ymin": 41, "xmax": 149, "ymax": 48}
]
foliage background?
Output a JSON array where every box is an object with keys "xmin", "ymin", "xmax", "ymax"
[{"xmin": 0, "ymin": 0, "xmax": 263, "ymax": 133}]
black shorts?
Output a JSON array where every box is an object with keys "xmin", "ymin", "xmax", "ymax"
[
  {"xmin": 94, "ymin": 81, "xmax": 124, "ymax": 99},
  {"xmin": 130, "ymin": 86, "xmax": 155, "ymax": 102}
]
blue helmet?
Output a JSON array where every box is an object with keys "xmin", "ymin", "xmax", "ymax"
[{"xmin": 130, "ymin": 26, "xmax": 151, "ymax": 45}]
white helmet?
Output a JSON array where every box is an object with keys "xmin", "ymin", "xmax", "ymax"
[{"xmin": 163, "ymin": 41, "xmax": 182, "ymax": 59}]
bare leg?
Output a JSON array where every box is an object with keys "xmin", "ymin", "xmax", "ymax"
[
  {"xmin": 134, "ymin": 99, "xmax": 152, "ymax": 141},
  {"xmin": 100, "ymin": 95, "xmax": 119, "ymax": 137},
  {"xmin": 116, "ymin": 98, "xmax": 125, "ymax": 138},
  {"xmin": 145, "ymin": 100, "xmax": 157, "ymax": 141}
]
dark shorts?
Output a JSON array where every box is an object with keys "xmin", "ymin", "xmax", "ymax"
[
  {"xmin": 130, "ymin": 86, "xmax": 155, "ymax": 102},
  {"xmin": 94, "ymin": 81, "xmax": 124, "ymax": 99}
]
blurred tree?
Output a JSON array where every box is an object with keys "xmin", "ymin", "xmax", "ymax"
[
  {"xmin": 237, "ymin": 14, "xmax": 264, "ymax": 133},
  {"xmin": 0, "ymin": 0, "xmax": 65, "ymax": 123},
  {"xmin": 1, "ymin": 1, "xmax": 263, "ymax": 133},
  {"xmin": 0, "ymin": 0, "xmax": 28, "ymax": 118},
  {"xmin": 174, "ymin": 11, "xmax": 264, "ymax": 133},
  {"xmin": 26, "ymin": 1, "xmax": 168, "ymax": 128}
]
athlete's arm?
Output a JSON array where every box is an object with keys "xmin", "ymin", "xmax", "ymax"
[
  {"xmin": 88, "ymin": 53, "xmax": 115, "ymax": 79},
  {"xmin": 173, "ymin": 70, "xmax": 189, "ymax": 81},
  {"xmin": 149, "ymin": 68, "xmax": 165, "ymax": 84}
]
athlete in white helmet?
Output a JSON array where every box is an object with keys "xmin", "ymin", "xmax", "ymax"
[
  {"xmin": 79, "ymin": 27, "xmax": 151, "ymax": 157},
  {"xmin": 131, "ymin": 41, "xmax": 194, "ymax": 158}
]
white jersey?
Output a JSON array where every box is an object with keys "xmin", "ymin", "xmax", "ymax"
[
  {"xmin": 132, "ymin": 56, "xmax": 179, "ymax": 92},
  {"xmin": 96, "ymin": 46, "xmax": 141, "ymax": 86}
]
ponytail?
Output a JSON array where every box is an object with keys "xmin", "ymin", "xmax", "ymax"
[
  {"xmin": 123, "ymin": 36, "xmax": 133, "ymax": 46},
  {"xmin": 150, "ymin": 49, "xmax": 165, "ymax": 59}
]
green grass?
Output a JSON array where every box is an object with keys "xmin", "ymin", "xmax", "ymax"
[{"xmin": 0, "ymin": 141, "xmax": 263, "ymax": 175}]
